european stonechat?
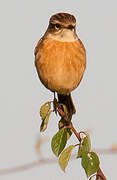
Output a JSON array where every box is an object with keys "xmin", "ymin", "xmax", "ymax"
[{"xmin": 35, "ymin": 12, "xmax": 86, "ymax": 115}]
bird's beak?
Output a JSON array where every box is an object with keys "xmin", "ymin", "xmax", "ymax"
[{"xmin": 61, "ymin": 28, "xmax": 74, "ymax": 37}]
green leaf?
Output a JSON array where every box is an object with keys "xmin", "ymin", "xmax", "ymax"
[
  {"xmin": 58, "ymin": 118, "xmax": 65, "ymax": 129},
  {"xmin": 40, "ymin": 102, "xmax": 51, "ymax": 120},
  {"xmin": 78, "ymin": 133, "xmax": 91, "ymax": 158},
  {"xmin": 40, "ymin": 111, "xmax": 52, "ymax": 132},
  {"xmin": 59, "ymin": 145, "xmax": 74, "ymax": 172},
  {"xmin": 58, "ymin": 119, "xmax": 72, "ymax": 140},
  {"xmin": 51, "ymin": 128, "xmax": 67, "ymax": 157},
  {"xmin": 81, "ymin": 152, "xmax": 100, "ymax": 177},
  {"xmin": 66, "ymin": 128, "xmax": 72, "ymax": 140}
]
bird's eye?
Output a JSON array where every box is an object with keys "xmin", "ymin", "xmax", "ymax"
[{"xmin": 55, "ymin": 24, "xmax": 61, "ymax": 30}]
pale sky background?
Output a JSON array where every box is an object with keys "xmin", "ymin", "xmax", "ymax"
[{"xmin": 0, "ymin": 0, "xmax": 117, "ymax": 180}]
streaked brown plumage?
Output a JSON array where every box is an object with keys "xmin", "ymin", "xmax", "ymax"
[{"xmin": 35, "ymin": 12, "xmax": 86, "ymax": 114}]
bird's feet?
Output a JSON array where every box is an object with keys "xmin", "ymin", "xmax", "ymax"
[{"xmin": 53, "ymin": 93, "xmax": 73, "ymax": 122}]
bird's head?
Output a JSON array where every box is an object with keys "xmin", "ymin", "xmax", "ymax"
[{"xmin": 45, "ymin": 13, "xmax": 78, "ymax": 42}]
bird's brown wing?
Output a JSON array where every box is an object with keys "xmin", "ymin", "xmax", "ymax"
[
  {"xmin": 34, "ymin": 38, "xmax": 43, "ymax": 56},
  {"xmin": 78, "ymin": 38, "xmax": 86, "ymax": 53}
]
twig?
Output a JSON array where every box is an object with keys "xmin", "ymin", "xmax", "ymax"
[
  {"xmin": 0, "ymin": 149, "xmax": 116, "ymax": 176},
  {"xmin": 68, "ymin": 122, "xmax": 81, "ymax": 141},
  {"xmin": 96, "ymin": 167, "xmax": 107, "ymax": 180},
  {"xmin": 0, "ymin": 158, "xmax": 56, "ymax": 175}
]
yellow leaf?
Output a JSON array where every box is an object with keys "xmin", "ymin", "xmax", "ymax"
[
  {"xmin": 59, "ymin": 145, "xmax": 74, "ymax": 172},
  {"xmin": 40, "ymin": 111, "xmax": 52, "ymax": 132},
  {"xmin": 40, "ymin": 102, "xmax": 51, "ymax": 120}
]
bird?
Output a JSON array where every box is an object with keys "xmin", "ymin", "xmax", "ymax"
[{"xmin": 35, "ymin": 12, "xmax": 86, "ymax": 116}]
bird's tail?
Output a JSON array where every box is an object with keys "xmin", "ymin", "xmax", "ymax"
[{"xmin": 57, "ymin": 93, "xmax": 76, "ymax": 115}]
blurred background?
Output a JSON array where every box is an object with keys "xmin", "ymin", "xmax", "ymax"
[{"xmin": 0, "ymin": 0, "xmax": 117, "ymax": 179}]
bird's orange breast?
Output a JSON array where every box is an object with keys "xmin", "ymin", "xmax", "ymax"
[{"xmin": 35, "ymin": 38, "xmax": 86, "ymax": 94}]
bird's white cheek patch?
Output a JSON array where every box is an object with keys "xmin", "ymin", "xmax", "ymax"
[{"xmin": 48, "ymin": 30, "xmax": 78, "ymax": 42}]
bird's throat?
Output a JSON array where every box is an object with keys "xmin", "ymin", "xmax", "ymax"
[{"xmin": 47, "ymin": 29, "xmax": 78, "ymax": 42}]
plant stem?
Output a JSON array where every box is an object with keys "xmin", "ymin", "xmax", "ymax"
[
  {"xmin": 55, "ymin": 100, "xmax": 107, "ymax": 180},
  {"xmin": 69, "ymin": 122, "xmax": 81, "ymax": 142},
  {"xmin": 96, "ymin": 167, "xmax": 107, "ymax": 180}
]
